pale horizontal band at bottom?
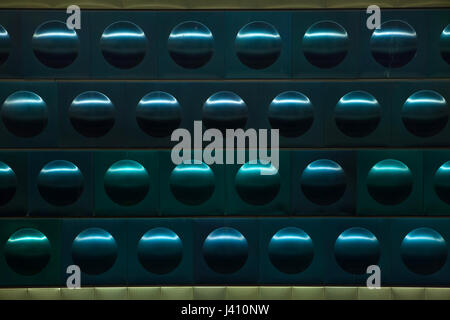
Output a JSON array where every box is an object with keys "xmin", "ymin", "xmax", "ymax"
[{"xmin": 0, "ymin": 286, "xmax": 449, "ymax": 300}]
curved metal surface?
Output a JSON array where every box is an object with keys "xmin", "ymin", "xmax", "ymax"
[
  {"xmin": 104, "ymin": 159, "xmax": 150, "ymax": 206},
  {"xmin": 137, "ymin": 227, "xmax": 183, "ymax": 274},
  {"xmin": 37, "ymin": 160, "xmax": 84, "ymax": 206},
  {"xmin": 300, "ymin": 159, "xmax": 346, "ymax": 205},
  {"xmin": 203, "ymin": 227, "xmax": 248, "ymax": 274}
]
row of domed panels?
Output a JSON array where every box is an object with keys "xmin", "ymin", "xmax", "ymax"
[
  {"xmin": 0, "ymin": 10, "xmax": 449, "ymax": 78},
  {"xmin": 1, "ymin": 82, "xmax": 450, "ymax": 147},
  {"xmin": 0, "ymin": 150, "xmax": 449, "ymax": 216},
  {"xmin": 1, "ymin": 218, "xmax": 450, "ymax": 286}
]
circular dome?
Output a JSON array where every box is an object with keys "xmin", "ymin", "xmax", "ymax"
[
  {"xmin": 370, "ymin": 20, "xmax": 417, "ymax": 68},
  {"xmin": 235, "ymin": 21, "xmax": 282, "ymax": 69},
  {"xmin": 69, "ymin": 91, "xmax": 115, "ymax": 138},
  {"xmin": 0, "ymin": 161, "xmax": 16, "ymax": 206},
  {"xmin": 137, "ymin": 227, "xmax": 183, "ymax": 274},
  {"xmin": 335, "ymin": 91, "xmax": 381, "ymax": 137},
  {"xmin": 440, "ymin": 24, "xmax": 450, "ymax": 64},
  {"xmin": 203, "ymin": 227, "xmax": 248, "ymax": 274},
  {"xmin": 203, "ymin": 91, "xmax": 248, "ymax": 131},
  {"xmin": 104, "ymin": 160, "xmax": 150, "ymax": 206},
  {"xmin": 334, "ymin": 227, "xmax": 380, "ymax": 274},
  {"xmin": 5, "ymin": 228, "xmax": 51, "ymax": 275},
  {"xmin": 37, "ymin": 160, "xmax": 84, "ymax": 206},
  {"xmin": 434, "ymin": 161, "xmax": 450, "ymax": 205},
  {"xmin": 32, "ymin": 20, "xmax": 79, "ymax": 68},
  {"xmin": 72, "ymin": 228, "xmax": 117, "ymax": 275},
  {"xmin": 401, "ymin": 228, "xmax": 447, "ymax": 275},
  {"xmin": 235, "ymin": 161, "xmax": 280, "ymax": 205},
  {"xmin": 300, "ymin": 159, "xmax": 346, "ymax": 205},
  {"xmin": 1, "ymin": 91, "xmax": 48, "ymax": 138},
  {"xmin": 100, "ymin": 21, "xmax": 147, "ymax": 69},
  {"xmin": 0, "ymin": 24, "xmax": 11, "ymax": 66},
  {"xmin": 268, "ymin": 227, "xmax": 314, "ymax": 274},
  {"xmin": 136, "ymin": 91, "xmax": 181, "ymax": 137},
  {"xmin": 168, "ymin": 21, "xmax": 214, "ymax": 69},
  {"xmin": 401, "ymin": 90, "xmax": 448, "ymax": 138},
  {"xmin": 367, "ymin": 159, "xmax": 413, "ymax": 205},
  {"xmin": 268, "ymin": 91, "xmax": 314, "ymax": 137},
  {"xmin": 170, "ymin": 160, "xmax": 215, "ymax": 205},
  {"xmin": 302, "ymin": 20, "xmax": 349, "ymax": 68}
]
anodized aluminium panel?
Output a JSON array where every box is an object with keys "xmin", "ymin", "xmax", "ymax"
[
  {"xmin": 0, "ymin": 81, "xmax": 58, "ymax": 148},
  {"xmin": 259, "ymin": 218, "xmax": 326, "ymax": 284},
  {"xmin": 225, "ymin": 150, "xmax": 291, "ymax": 216},
  {"xmin": 28, "ymin": 151, "xmax": 94, "ymax": 217},
  {"xmin": 389, "ymin": 218, "xmax": 450, "ymax": 286},
  {"xmin": 61, "ymin": 218, "xmax": 127, "ymax": 285},
  {"xmin": 292, "ymin": 10, "xmax": 361, "ymax": 78},
  {"xmin": 356, "ymin": 150, "xmax": 423, "ymax": 216},
  {"xmin": 390, "ymin": 80, "xmax": 450, "ymax": 147},
  {"xmin": 57, "ymin": 81, "xmax": 127, "ymax": 147},
  {"xmin": 0, "ymin": 218, "xmax": 62, "ymax": 287},
  {"xmin": 423, "ymin": 150, "xmax": 450, "ymax": 216},
  {"xmin": 0, "ymin": 10, "xmax": 23, "ymax": 78},
  {"xmin": 21, "ymin": 10, "xmax": 91, "ymax": 78},
  {"xmin": 359, "ymin": 10, "xmax": 427, "ymax": 78},
  {"xmin": 94, "ymin": 151, "xmax": 159, "ymax": 217},
  {"xmin": 257, "ymin": 81, "xmax": 324, "ymax": 147},
  {"xmin": 89, "ymin": 11, "xmax": 157, "ymax": 79},
  {"xmin": 224, "ymin": 11, "xmax": 292, "ymax": 79},
  {"xmin": 193, "ymin": 218, "xmax": 259, "ymax": 284},
  {"xmin": 426, "ymin": 10, "xmax": 450, "ymax": 77},
  {"xmin": 0, "ymin": 151, "xmax": 28, "ymax": 217},
  {"xmin": 127, "ymin": 218, "xmax": 194, "ymax": 285},
  {"xmin": 323, "ymin": 81, "xmax": 392, "ymax": 147},
  {"xmin": 291, "ymin": 150, "xmax": 357, "ymax": 216},
  {"xmin": 123, "ymin": 81, "xmax": 197, "ymax": 148},
  {"xmin": 322, "ymin": 218, "xmax": 391, "ymax": 286},
  {"xmin": 159, "ymin": 150, "xmax": 225, "ymax": 216},
  {"xmin": 156, "ymin": 11, "xmax": 225, "ymax": 79}
]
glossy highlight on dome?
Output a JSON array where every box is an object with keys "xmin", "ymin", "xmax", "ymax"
[
  {"xmin": 300, "ymin": 159, "xmax": 346, "ymax": 205},
  {"xmin": 434, "ymin": 161, "xmax": 450, "ymax": 205},
  {"xmin": 1, "ymin": 91, "xmax": 48, "ymax": 138},
  {"xmin": 32, "ymin": 20, "xmax": 79, "ymax": 68},
  {"xmin": 100, "ymin": 21, "xmax": 147, "ymax": 69},
  {"xmin": 72, "ymin": 228, "xmax": 117, "ymax": 275},
  {"xmin": 0, "ymin": 24, "xmax": 11, "ymax": 66},
  {"xmin": 203, "ymin": 91, "xmax": 248, "ymax": 131},
  {"xmin": 268, "ymin": 227, "xmax": 314, "ymax": 274},
  {"xmin": 37, "ymin": 160, "xmax": 84, "ymax": 206},
  {"xmin": 268, "ymin": 91, "xmax": 314, "ymax": 137},
  {"xmin": 5, "ymin": 228, "xmax": 51, "ymax": 276},
  {"xmin": 440, "ymin": 24, "xmax": 450, "ymax": 64},
  {"xmin": 335, "ymin": 91, "xmax": 381, "ymax": 138},
  {"xmin": 235, "ymin": 161, "xmax": 280, "ymax": 205},
  {"xmin": 334, "ymin": 227, "xmax": 380, "ymax": 274},
  {"xmin": 235, "ymin": 21, "xmax": 282, "ymax": 69},
  {"xmin": 302, "ymin": 21, "xmax": 349, "ymax": 69},
  {"xmin": 170, "ymin": 160, "xmax": 215, "ymax": 205},
  {"xmin": 401, "ymin": 90, "xmax": 448, "ymax": 138},
  {"xmin": 0, "ymin": 161, "xmax": 16, "ymax": 206},
  {"xmin": 370, "ymin": 20, "xmax": 417, "ymax": 68},
  {"xmin": 69, "ymin": 91, "xmax": 115, "ymax": 138},
  {"xmin": 136, "ymin": 91, "xmax": 181, "ymax": 137},
  {"xmin": 203, "ymin": 227, "xmax": 248, "ymax": 274},
  {"xmin": 401, "ymin": 228, "xmax": 447, "ymax": 275},
  {"xmin": 367, "ymin": 159, "xmax": 413, "ymax": 205},
  {"xmin": 137, "ymin": 227, "xmax": 183, "ymax": 274},
  {"xmin": 168, "ymin": 21, "xmax": 214, "ymax": 69},
  {"xmin": 104, "ymin": 160, "xmax": 149, "ymax": 206}
]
